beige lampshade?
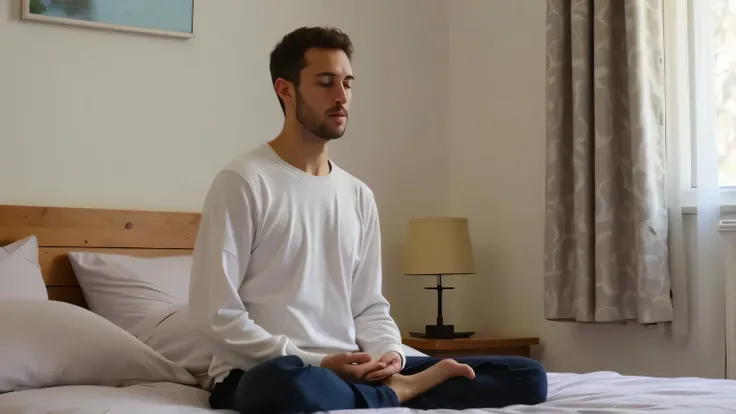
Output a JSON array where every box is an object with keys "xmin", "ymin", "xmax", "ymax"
[{"xmin": 403, "ymin": 217, "xmax": 476, "ymax": 275}]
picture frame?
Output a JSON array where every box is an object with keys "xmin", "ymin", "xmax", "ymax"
[{"xmin": 21, "ymin": 0, "xmax": 195, "ymax": 39}]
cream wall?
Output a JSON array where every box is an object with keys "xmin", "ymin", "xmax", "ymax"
[
  {"xmin": 446, "ymin": 0, "xmax": 725, "ymax": 379},
  {"xmin": 0, "ymin": 0, "xmax": 450, "ymax": 325}
]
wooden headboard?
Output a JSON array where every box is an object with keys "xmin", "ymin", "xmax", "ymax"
[{"xmin": 0, "ymin": 205, "xmax": 201, "ymax": 308}]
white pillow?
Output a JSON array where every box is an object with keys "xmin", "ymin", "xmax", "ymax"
[
  {"xmin": 0, "ymin": 300, "xmax": 197, "ymax": 393},
  {"xmin": 129, "ymin": 305, "xmax": 214, "ymax": 390},
  {"xmin": 0, "ymin": 235, "xmax": 47, "ymax": 300},
  {"xmin": 68, "ymin": 252, "xmax": 192, "ymax": 331}
]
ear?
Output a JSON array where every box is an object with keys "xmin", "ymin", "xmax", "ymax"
[{"xmin": 274, "ymin": 78, "xmax": 295, "ymax": 109}]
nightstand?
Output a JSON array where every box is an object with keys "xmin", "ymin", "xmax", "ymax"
[{"xmin": 402, "ymin": 335, "xmax": 540, "ymax": 358}]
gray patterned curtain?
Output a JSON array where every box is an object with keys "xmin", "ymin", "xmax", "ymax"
[{"xmin": 544, "ymin": 0, "xmax": 674, "ymax": 324}]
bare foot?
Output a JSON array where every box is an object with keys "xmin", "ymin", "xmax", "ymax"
[{"xmin": 384, "ymin": 359, "xmax": 475, "ymax": 403}]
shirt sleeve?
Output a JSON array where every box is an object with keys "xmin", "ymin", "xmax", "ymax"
[
  {"xmin": 350, "ymin": 192, "xmax": 406, "ymax": 369},
  {"xmin": 188, "ymin": 170, "xmax": 327, "ymax": 368}
]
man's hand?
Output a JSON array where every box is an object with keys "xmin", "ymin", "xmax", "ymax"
[
  {"xmin": 320, "ymin": 352, "xmax": 387, "ymax": 382},
  {"xmin": 363, "ymin": 351, "xmax": 402, "ymax": 382}
]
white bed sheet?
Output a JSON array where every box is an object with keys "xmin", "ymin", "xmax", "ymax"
[
  {"xmin": 330, "ymin": 371, "xmax": 736, "ymax": 414},
  {"xmin": 3, "ymin": 372, "xmax": 736, "ymax": 414}
]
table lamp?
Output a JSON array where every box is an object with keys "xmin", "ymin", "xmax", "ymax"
[{"xmin": 403, "ymin": 217, "xmax": 476, "ymax": 339}]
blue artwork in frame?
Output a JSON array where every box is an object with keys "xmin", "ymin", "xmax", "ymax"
[{"xmin": 22, "ymin": 0, "xmax": 195, "ymax": 39}]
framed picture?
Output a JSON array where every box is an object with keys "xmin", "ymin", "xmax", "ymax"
[{"xmin": 21, "ymin": 0, "xmax": 195, "ymax": 39}]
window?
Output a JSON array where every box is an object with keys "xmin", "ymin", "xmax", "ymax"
[
  {"xmin": 714, "ymin": 0, "xmax": 736, "ymax": 188},
  {"xmin": 665, "ymin": 0, "xmax": 736, "ymax": 206}
]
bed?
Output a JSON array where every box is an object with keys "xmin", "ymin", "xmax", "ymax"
[
  {"xmin": 4, "ymin": 372, "xmax": 736, "ymax": 414},
  {"xmin": 2, "ymin": 204, "xmax": 736, "ymax": 414}
]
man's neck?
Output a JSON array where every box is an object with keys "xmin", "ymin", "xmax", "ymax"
[{"xmin": 268, "ymin": 129, "xmax": 331, "ymax": 177}]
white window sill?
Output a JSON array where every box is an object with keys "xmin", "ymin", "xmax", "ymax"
[
  {"xmin": 682, "ymin": 204, "xmax": 736, "ymax": 215},
  {"xmin": 680, "ymin": 189, "xmax": 736, "ymax": 215},
  {"xmin": 721, "ymin": 219, "xmax": 736, "ymax": 231}
]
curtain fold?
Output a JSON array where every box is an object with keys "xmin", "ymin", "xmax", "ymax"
[{"xmin": 544, "ymin": 0, "xmax": 674, "ymax": 324}]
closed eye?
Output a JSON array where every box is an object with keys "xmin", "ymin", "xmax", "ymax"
[{"xmin": 315, "ymin": 72, "xmax": 354, "ymax": 89}]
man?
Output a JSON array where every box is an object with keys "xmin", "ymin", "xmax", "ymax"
[{"xmin": 189, "ymin": 26, "xmax": 547, "ymax": 413}]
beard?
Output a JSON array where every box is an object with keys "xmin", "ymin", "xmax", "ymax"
[{"xmin": 295, "ymin": 90, "xmax": 347, "ymax": 140}]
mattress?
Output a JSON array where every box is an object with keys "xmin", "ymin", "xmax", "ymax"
[{"xmin": 3, "ymin": 371, "xmax": 736, "ymax": 414}]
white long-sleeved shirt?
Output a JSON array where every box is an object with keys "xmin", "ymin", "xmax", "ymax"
[{"xmin": 188, "ymin": 143, "xmax": 405, "ymax": 383}]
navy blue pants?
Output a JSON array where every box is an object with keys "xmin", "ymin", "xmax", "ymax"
[{"xmin": 209, "ymin": 355, "xmax": 547, "ymax": 413}]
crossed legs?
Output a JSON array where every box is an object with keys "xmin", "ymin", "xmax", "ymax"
[{"xmin": 209, "ymin": 354, "xmax": 547, "ymax": 413}]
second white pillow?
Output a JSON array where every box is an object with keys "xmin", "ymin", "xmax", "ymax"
[{"xmin": 68, "ymin": 252, "xmax": 192, "ymax": 332}]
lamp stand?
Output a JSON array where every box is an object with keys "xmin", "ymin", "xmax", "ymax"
[{"xmin": 409, "ymin": 274, "xmax": 474, "ymax": 339}]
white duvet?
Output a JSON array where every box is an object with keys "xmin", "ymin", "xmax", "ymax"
[
  {"xmin": 0, "ymin": 382, "xmax": 228, "ymax": 414},
  {"xmin": 3, "ymin": 371, "xmax": 736, "ymax": 414}
]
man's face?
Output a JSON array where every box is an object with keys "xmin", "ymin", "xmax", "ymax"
[{"xmin": 293, "ymin": 48, "xmax": 353, "ymax": 140}]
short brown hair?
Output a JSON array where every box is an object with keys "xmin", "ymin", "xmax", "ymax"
[{"xmin": 269, "ymin": 26, "xmax": 354, "ymax": 114}]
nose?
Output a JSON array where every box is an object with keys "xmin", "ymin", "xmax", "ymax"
[{"xmin": 333, "ymin": 84, "xmax": 348, "ymax": 105}]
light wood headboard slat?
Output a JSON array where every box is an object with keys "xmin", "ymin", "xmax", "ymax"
[{"xmin": 0, "ymin": 205, "xmax": 199, "ymax": 249}]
